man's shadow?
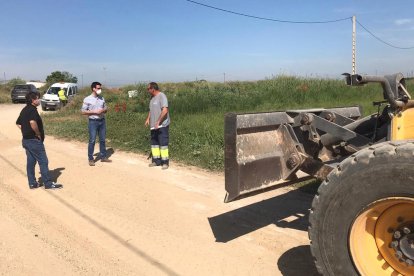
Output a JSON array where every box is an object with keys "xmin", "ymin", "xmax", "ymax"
[
  {"xmin": 93, "ymin": 147, "xmax": 115, "ymax": 161},
  {"xmin": 38, "ymin": 167, "xmax": 65, "ymax": 185}
]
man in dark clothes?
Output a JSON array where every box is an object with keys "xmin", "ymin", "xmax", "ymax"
[{"xmin": 16, "ymin": 92, "xmax": 63, "ymax": 189}]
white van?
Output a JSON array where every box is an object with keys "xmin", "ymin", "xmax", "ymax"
[{"xmin": 41, "ymin": 82, "xmax": 78, "ymax": 111}]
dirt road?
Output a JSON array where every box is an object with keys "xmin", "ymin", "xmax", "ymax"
[{"xmin": 0, "ymin": 104, "xmax": 318, "ymax": 276}]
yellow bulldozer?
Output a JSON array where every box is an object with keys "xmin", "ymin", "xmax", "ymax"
[{"xmin": 224, "ymin": 73, "xmax": 414, "ymax": 275}]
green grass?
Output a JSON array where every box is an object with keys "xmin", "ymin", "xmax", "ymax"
[{"xmin": 41, "ymin": 76, "xmax": 414, "ymax": 171}]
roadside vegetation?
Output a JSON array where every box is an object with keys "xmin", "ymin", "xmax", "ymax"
[
  {"xmin": 0, "ymin": 78, "xmax": 26, "ymax": 103},
  {"xmin": 40, "ymin": 75, "xmax": 414, "ymax": 171}
]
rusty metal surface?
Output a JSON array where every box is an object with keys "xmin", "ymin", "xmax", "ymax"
[
  {"xmin": 224, "ymin": 106, "xmax": 363, "ymax": 202},
  {"xmin": 299, "ymin": 153, "xmax": 335, "ymax": 180},
  {"xmin": 224, "ymin": 112, "xmax": 291, "ymax": 203}
]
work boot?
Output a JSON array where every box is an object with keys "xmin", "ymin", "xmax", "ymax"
[
  {"xmin": 29, "ymin": 182, "xmax": 39, "ymax": 189},
  {"xmin": 148, "ymin": 162, "xmax": 158, "ymax": 167},
  {"xmin": 89, "ymin": 160, "xmax": 95, "ymax": 166},
  {"xmin": 162, "ymin": 164, "xmax": 169, "ymax": 170}
]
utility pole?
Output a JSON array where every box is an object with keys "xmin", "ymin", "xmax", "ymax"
[
  {"xmin": 352, "ymin": 15, "xmax": 356, "ymax": 75},
  {"xmin": 223, "ymin": 72, "xmax": 226, "ymax": 84},
  {"xmin": 3, "ymin": 72, "xmax": 6, "ymax": 84},
  {"xmin": 103, "ymin": 67, "xmax": 107, "ymax": 86},
  {"xmin": 81, "ymin": 74, "xmax": 84, "ymax": 88}
]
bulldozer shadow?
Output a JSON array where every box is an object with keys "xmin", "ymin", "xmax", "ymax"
[
  {"xmin": 208, "ymin": 187, "xmax": 315, "ymax": 243},
  {"xmin": 208, "ymin": 187, "xmax": 319, "ymax": 274}
]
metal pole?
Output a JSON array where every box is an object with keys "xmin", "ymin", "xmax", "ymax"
[
  {"xmin": 352, "ymin": 15, "xmax": 356, "ymax": 75},
  {"xmin": 103, "ymin": 67, "xmax": 107, "ymax": 85}
]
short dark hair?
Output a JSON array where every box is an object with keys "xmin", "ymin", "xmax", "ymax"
[
  {"xmin": 26, "ymin": 91, "xmax": 40, "ymax": 104},
  {"xmin": 148, "ymin": 82, "xmax": 159, "ymax": 91},
  {"xmin": 91, "ymin": 81, "xmax": 102, "ymax": 90}
]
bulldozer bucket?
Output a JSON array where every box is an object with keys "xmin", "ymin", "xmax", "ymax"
[{"xmin": 224, "ymin": 107, "xmax": 362, "ymax": 202}]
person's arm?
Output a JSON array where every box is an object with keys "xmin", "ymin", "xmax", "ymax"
[
  {"xmin": 155, "ymin": 107, "xmax": 169, "ymax": 129},
  {"xmin": 102, "ymin": 100, "xmax": 108, "ymax": 113},
  {"xmin": 29, "ymin": 120, "xmax": 42, "ymax": 140},
  {"xmin": 16, "ymin": 116, "xmax": 21, "ymax": 129},
  {"xmin": 81, "ymin": 109, "xmax": 104, "ymax": 115},
  {"xmin": 145, "ymin": 112, "xmax": 150, "ymax": 127},
  {"xmin": 81, "ymin": 101, "xmax": 104, "ymax": 116}
]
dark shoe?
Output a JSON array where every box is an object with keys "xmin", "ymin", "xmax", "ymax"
[
  {"xmin": 148, "ymin": 162, "xmax": 158, "ymax": 167},
  {"xmin": 162, "ymin": 164, "xmax": 169, "ymax": 170},
  {"xmin": 29, "ymin": 183, "xmax": 39, "ymax": 189},
  {"xmin": 101, "ymin": 157, "xmax": 112, "ymax": 163},
  {"xmin": 89, "ymin": 160, "xmax": 95, "ymax": 166},
  {"xmin": 45, "ymin": 183, "xmax": 63, "ymax": 189}
]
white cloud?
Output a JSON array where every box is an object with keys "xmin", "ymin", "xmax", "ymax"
[{"xmin": 394, "ymin": 18, "xmax": 413, "ymax": 25}]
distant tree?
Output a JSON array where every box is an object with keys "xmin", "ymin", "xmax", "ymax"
[{"xmin": 46, "ymin": 71, "xmax": 78, "ymax": 84}]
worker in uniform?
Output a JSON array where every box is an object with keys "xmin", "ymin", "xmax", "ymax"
[
  {"xmin": 58, "ymin": 87, "xmax": 67, "ymax": 106},
  {"xmin": 145, "ymin": 82, "xmax": 170, "ymax": 169}
]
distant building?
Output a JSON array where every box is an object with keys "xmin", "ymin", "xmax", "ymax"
[{"xmin": 26, "ymin": 81, "xmax": 46, "ymax": 89}]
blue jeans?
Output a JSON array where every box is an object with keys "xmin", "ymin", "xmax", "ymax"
[
  {"xmin": 88, "ymin": 119, "xmax": 107, "ymax": 161},
  {"xmin": 22, "ymin": 139, "xmax": 52, "ymax": 187}
]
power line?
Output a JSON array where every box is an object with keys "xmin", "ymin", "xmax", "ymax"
[
  {"xmin": 184, "ymin": 0, "xmax": 352, "ymax": 24},
  {"xmin": 185, "ymin": 0, "xmax": 414, "ymax": 50},
  {"xmin": 356, "ymin": 19, "xmax": 414, "ymax": 50}
]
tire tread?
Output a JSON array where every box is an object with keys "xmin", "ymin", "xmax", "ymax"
[{"xmin": 309, "ymin": 140, "xmax": 414, "ymax": 275}]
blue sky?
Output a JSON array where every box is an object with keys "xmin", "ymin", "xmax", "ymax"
[{"xmin": 1, "ymin": 0, "xmax": 414, "ymax": 87}]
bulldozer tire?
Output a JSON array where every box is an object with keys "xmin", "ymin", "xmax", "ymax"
[{"xmin": 309, "ymin": 141, "xmax": 414, "ymax": 276}]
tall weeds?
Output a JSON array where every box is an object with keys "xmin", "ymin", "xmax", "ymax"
[{"xmin": 42, "ymin": 76, "xmax": 414, "ymax": 170}]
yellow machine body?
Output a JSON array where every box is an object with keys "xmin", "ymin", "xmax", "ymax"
[{"xmin": 391, "ymin": 107, "xmax": 414, "ymax": 140}]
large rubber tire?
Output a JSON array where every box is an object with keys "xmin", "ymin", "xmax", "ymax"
[{"xmin": 309, "ymin": 141, "xmax": 414, "ymax": 276}]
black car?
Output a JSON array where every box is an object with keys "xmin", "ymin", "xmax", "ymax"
[{"xmin": 11, "ymin": 84, "xmax": 38, "ymax": 103}]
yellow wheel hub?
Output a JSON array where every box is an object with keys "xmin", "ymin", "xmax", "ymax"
[{"xmin": 349, "ymin": 198, "xmax": 414, "ymax": 276}]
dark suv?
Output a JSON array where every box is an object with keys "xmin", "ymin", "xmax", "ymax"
[{"xmin": 11, "ymin": 84, "xmax": 38, "ymax": 103}]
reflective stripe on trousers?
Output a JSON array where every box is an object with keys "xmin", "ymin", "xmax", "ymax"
[
  {"xmin": 160, "ymin": 146, "xmax": 169, "ymax": 160},
  {"xmin": 151, "ymin": 145, "xmax": 161, "ymax": 159}
]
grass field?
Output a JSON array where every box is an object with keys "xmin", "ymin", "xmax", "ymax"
[{"xmin": 38, "ymin": 75, "xmax": 413, "ymax": 172}]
